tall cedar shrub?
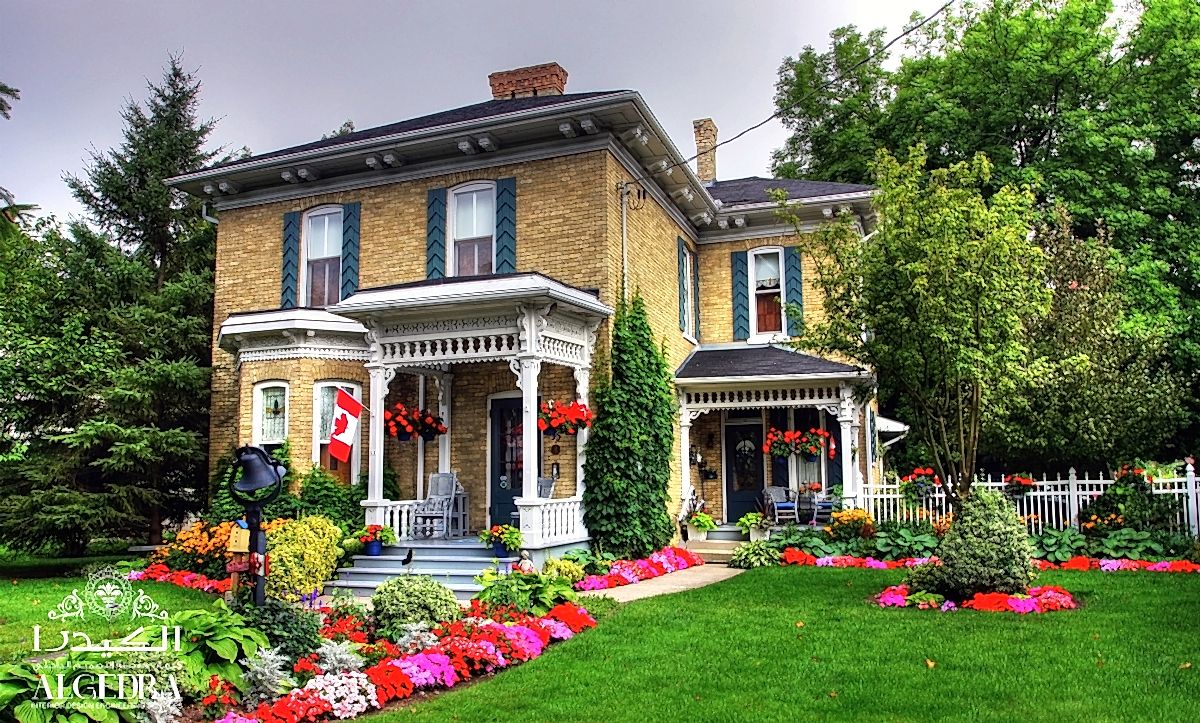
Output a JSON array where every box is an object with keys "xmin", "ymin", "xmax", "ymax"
[
  {"xmin": 905, "ymin": 488, "xmax": 1037, "ymax": 599},
  {"xmin": 582, "ymin": 293, "xmax": 676, "ymax": 558}
]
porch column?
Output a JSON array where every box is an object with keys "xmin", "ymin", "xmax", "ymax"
[
  {"xmin": 437, "ymin": 372, "xmax": 453, "ymax": 474},
  {"xmin": 678, "ymin": 404, "xmax": 693, "ymax": 516},
  {"xmin": 516, "ymin": 357, "xmax": 544, "ymax": 547},
  {"xmin": 363, "ymin": 365, "xmax": 390, "ymax": 526},
  {"xmin": 838, "ymin": 395, "xmax": 857, "ymax": 505},
  {"xmin": 416, "ymin": 375, "xmax": 426, "ymax": 498},
  {"xmin": 573, "ymin": 367, "xmax": 590, "ymax": 497}
]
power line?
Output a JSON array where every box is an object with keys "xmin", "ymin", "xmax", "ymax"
[{"xmin": 630, "ymin": 0, "xmax": 957, "ymax": 189}]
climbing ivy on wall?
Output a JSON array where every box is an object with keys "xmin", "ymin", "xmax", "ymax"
[{"xmin": 582, "ymin": 292, "xmax": 676, "ymax": 558}]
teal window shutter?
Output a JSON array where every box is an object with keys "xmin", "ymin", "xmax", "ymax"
[
  {"xmin": 426, "ymin": 188, "xmax": 447, "ymax": 279},
  {"xmin": 495, "ymin": 178, "xmax": 517, "ymax": 274},
  {"xmin": 281, "ymin": 211, "xmax": 301, "ymax": 308},
  {"xmin": 691, "ymin": 247, "xmax": 701, "ymax": 341},
  {"xmin": 784, "ymin": 246, "xmax": 803, "ymax": 336},
  {"xmin": 677, "ymin": 237, "xmax": 687, "ymax": 331},
  {"xmin": 340, "ymin": 202, "xmax": 360, "ymax": 300},
  {"xmin": 731, "ymin": 250, "xmax": 749, "ymax": 340}
]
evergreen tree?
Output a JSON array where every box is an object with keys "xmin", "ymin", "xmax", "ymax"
[{"xmin": 582, "ymin": 294, "xmax": 676, "ymax": 558}]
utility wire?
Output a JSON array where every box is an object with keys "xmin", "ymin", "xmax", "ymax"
[{"xmin": 630, "ymin": 0, "xmax": 957, "ymax": 190}]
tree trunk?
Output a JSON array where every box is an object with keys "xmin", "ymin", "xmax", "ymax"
[{"xmin": 148, "ymin": 503, "xmax": 163, "ymax": 545}]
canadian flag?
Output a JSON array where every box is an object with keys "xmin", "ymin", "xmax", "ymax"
[{"xmin": 328, "ymin": 388, "xmax": 364, "ymax": 464}]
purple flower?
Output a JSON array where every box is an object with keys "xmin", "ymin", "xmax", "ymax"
[
  {"xmin": 1007, "ymin": 597, "xmax": 1040, "ymax": 614},
  {"xmin": 864, "ymin": 557, "xmax": 888, "ymax": 569},
  {"xmin": 940, "ymin": 600, "xmax": 957, "ymax": 612},
  {"xmin": 1098, "ymin": 559, "xmax": 1123, "ymax": 572},
  {"xmin": 815, "ymin": 556, "xmax": 834, "ymax": 567}
]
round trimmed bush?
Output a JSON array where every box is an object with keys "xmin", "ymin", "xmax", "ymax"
[
  {"xmin": 371, "ymin": 575, "xmax": 462, "ymax": 639},
  {"xmin": 905, "ymin": 487, "xmax": 1036, "ymax": 599}
]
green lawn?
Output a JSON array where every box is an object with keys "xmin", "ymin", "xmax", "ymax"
[
  {"xmin": 370, "ymin": 567, "xmax": 1200, "ymax": 722},
  {"xmin": 0, "ymin": 578, "xmax": 214, "ymax": 661}
]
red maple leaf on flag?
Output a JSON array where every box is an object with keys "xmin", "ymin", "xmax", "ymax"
[{"xmin": 332, "ymin": 413, "xmax": 349, "ymax": 437}]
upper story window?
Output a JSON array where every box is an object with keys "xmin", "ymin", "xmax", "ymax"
[
  {"xmin": 304, "ymin": 206, "xmax": 343, "ymax": 307},
  {"xmin": 751, "ymin": 248, "xmax": 785, "ymax": 338},
  {"xmin": 252, "ymin": 381, "xmax": 289, "ymax": 456},
  {"xmin": 314, "ymin": 381, "xmax": 361, "ymax": 485},
  {"xmin": 449, "ymin": 182, "xmax": 495, "ymax": 277},
  {"xmin": 682, "ymin": 247, "xmax": 697, "ymax": 339}
]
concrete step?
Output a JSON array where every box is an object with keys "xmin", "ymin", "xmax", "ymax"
[
  {"xmin": 332, "ymin": 566, "xmax": 497, "ymax": 586},
  {"xmin": 347, "ymin": 555, "xmax": 517, "ymax": 573},
  {"xmin": 685, "ymin": 539, "xmax": 742, "ymax": 564},
  {"xmin": 706, "ymin": 527, "xmax": 749, "ymax": 542}
]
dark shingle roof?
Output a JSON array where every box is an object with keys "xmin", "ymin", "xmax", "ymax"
[
  {"xmin": 210, "ymin": 91, "xmax": 628, "ymax": 171},
  {"xmin": 676, "ymin": 346, "xmax": 862, "ymax": 379},
  {"xmin": 707, "ymin": 176, "xmax": 874, "ymax": 205}
]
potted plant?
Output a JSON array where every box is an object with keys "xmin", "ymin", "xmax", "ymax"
[
  {"xmin": 1003, "ymin": 473, "xmax": 1036, "ymax": 500},
  {"xmin": 794, "ymin": 428, "xmax": 831, "ymax": 462},
  {"xmin": 735, "ymin": 512, "xmax": 772, "ymax": 542},
  {"xmin": 538, "ymin": 399, "xmax": 592, "ymax": 439},
  {"xmin": 384, "ymin": 402, "xmax": 419, "ymax": 441},
  {"xmin": 686, "ymin": 511, "xmax": 717, "ymax": 542},
  {"xmin": 355, "ymin": 524, "xmax": 397, "ymax": 556},
  {"xmin": 899, "ymin": 467, "xmax": 941, "ymax": 507},
  {"xmin": 479, "ymin": 524, "xmax": 523, "ymax": 557},
  {"xmin": 415, "ymin": 408, "xmax": 448, "ymax": 442}
]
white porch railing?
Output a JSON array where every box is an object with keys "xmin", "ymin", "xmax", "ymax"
[
  {"xmin": 515, "ymin": 496, "xmax": 587, "ymax": 548},
  {"xmin": 861, "ymin": 464, "xmax": 1200, "ymax": 535},
  {"xmin": 376, "ymin": 493, "xmax": 470, "ymax": 541}
]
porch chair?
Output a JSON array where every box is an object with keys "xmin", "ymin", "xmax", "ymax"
[
  {"xmin": 763, "ymin": 486, "xmax": 799, "ymax": 525},
  {"xmin": 413, "ymin": 472, "xmax": 457, "ymax": 539},
  {"xmin": 797, "ymin": 494, "xmax": 835, "ymax": 526},
  {"xmin": 537, "ymin": 476, "xmax": 555, "ymax": 498}
]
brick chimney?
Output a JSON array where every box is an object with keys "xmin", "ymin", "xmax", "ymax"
[
  {"xmin": 488, "ymin": 63, "xmax": 568, "ymax": 100},
  {"xmin": 693, "ymin": 118, "xmax": 718, "ymax": 184}
]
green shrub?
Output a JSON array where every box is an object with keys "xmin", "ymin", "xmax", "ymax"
[
  {"xmin": 729, "ymin": 541, "xmax": 782, "ymax": 569},
  {"xmin": 542, "ymin": 556, "xmax": 586, "ymax": 583},
  {"xmin": 905, "ymin": 488, "xmax": 1036, "ymax": 599},
  {"xmin": 143, "ymin": 599, "xmax": 268, "ymax": 692},
  {"xmin": 235, "ymin": 598, "xmax": 323, "ymax": 663},
  {"xmin": 1078, "ymin": 467, "xmax": 1181, "ymax": 535},
  {"xmin": 1152, "ymin": 532, "xmax": 1198, "ymax": 560},
  {"xmin": 1031, "ymin": 527, "xmax": 1088, "ymax": 562},
  {"xmin": 265, "ymin": 515, "xmax": 344, "ymax": 602},
  {"xmin": 372, "ymin": 575, "xmax": 462, "ymax": 638},
  {"xmin": 766, "ymin": 525, "xmax": 839, "ymax": 556},
  {"xmin": 474, "ymin": 568, "xmax": 578, "ymax": 615}
]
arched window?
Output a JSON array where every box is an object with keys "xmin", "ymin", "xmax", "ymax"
[
  {"xmin": 448, "ymin": 181, "xmax": 496, "ymax": 277},
  {"xmin": 252, "ymin": 381, "xmax": 289, "ymax": 457},
  {"xmin": 303, "ymin": 206, "xmax": 343, "ymax": 306},
  {"xmin": 313, "ymin": 380, "xmax": 362, "ymax": 485}
]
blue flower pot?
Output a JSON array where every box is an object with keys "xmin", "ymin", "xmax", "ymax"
[
  {"xmin": 492, "ymin": 540, "xmax": 509, "ymax": 558},
  {"xmin": 364, "ymin": 540, "xmax": 383, "ymax": 556}
]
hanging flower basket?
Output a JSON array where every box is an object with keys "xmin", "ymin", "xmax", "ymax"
[
  {"xmin": 1003, "ymin": 473, "xmax": 1036, "ymax": 499},
  {"xmin": 763, "ymin": 427, "xmax": 831, "ymax": 460},
  {"xmin": 899, "ymin": 467, "xmax": 941, "ymax": 505},
  {"xmin": 385, "ymin": 402, "xmax": 447, "ymax": 442},
  {"xmin": 538, "ymin": 400, "xmax": 592, "ymax": 438}
]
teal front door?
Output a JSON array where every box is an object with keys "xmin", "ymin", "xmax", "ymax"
[
  {"xmin": 725, "ymin": 423, "xmax": 765, "ymax": 521},
  {"xmin": 489, "ymin": 398, "xmax": 542, "ymax": 528}
]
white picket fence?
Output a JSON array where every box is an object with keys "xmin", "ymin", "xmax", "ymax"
[{"xmin": 861, "ymin": 464, "xmax": 1200, "ymax": 536}]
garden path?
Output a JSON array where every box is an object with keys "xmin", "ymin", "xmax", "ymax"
[{"xmin": 579, "ymin": 564, "xmax": 742, "ymax": 603}]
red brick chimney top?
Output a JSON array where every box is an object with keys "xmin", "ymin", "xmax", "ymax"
[{"xmin": 488, "ymin": 63, "xmax": 568, "ymax": 100}]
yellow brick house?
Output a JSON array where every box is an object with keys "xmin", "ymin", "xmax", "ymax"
[{"xmin": 169, "ymin": 63, "xmax": 891, "ymax": 579}]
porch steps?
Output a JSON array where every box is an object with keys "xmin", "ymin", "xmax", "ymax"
[
  {"xmin": 706, "ymin": 525, "xmax": 749, "ymax": 542},
  {"xmin": 324, "ymin": 541, "xmax": 516, "ymax": 602},
  {"xmin": 684, "ymin": 539, "xmax": 742, "ymax": 564}
]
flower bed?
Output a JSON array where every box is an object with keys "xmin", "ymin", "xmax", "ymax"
[
  {"xmin": 215, "ymin": 600, "xmax": 597, "ymax": 722},
  {"xmin": 574, "ymin": 546, "xmax": 703, "ymax": 591},
  {"xmin": 1041, "ymin": 556, "xmax": 1200, "ymax": 573},
  {"xmin": 876, "ymin": 584, "xmax": 1077, "ymax": 614},
  {"xmin": 129, "ymin": 562, "xmax": 232, "ymax": 594}
]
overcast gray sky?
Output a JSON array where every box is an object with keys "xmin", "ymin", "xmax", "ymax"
[{"xmin": 2, "ymin": 0, "xmax": 923, "ymax": 222}]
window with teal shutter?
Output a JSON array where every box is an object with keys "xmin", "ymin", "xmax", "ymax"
[
  {"xmin": 426, "ymin": 188, "xmax": 447, "ymax": 279},
  {"xmin": 280, "ymin": 211, "xmax": 301, "ymax": 308},
  {"xmin": 731, "ymin": 251, "xmax": 750, "ymax": 340},
  {"xmin": 495, "ymin": 177, "xmax": 517, "ymax": 274},
  {"xmin": 784, "ymin": 245, "xmax": 803, "ymax": 336},
  {"xmin": 340, "ymin": 202, "xmax": 360, "ymax": 299},
  {"xmin": 677, "ymin": 237, "xmax": 687, "ymax": 331}
]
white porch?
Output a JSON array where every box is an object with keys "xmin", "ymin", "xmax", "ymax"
[{"xmin": 329, "ymin": 273, "xmax": 610, "ymax": 549}]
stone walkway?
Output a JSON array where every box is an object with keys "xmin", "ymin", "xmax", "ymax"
[{"xmin": 578, "ymin": 563, "xmax": 742, "ymax": 603}]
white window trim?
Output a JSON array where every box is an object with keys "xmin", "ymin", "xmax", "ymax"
[
  {"xmin": 251, "ymin": 380, "xmax": 289, "ymax": 447},
  {"xmin": 312, "ymin": 380, "xmax": 363, "ymax": 485},
  {"xmin": 446, "ymin": 180, "xmax": 497, "ymax": 278},
  {"xmin": 682, "ymin": 245, "xmax": 698, "ymax": 344},
  {"xmin": 300, "ymin": 205, "xmax": 344, "ymax": 307},
  {"xmin": 748, "ymin": 246, "xmax": 788, "ymax": 343}
]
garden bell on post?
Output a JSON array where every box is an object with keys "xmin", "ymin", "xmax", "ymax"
[{"xmin": 227, "ymin": 445, "xmax": 286, "ymax": 606}]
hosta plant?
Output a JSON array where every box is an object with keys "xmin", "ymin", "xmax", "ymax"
[
  {"xmin": 1089, "ymin": 528, "xmax": 1164, "ymax": 560},
  {"xmin": 474, "ymin": 568, "xmax": 578, "ymax": 615},
  {"xmin": 1031, "ymin": 527, "xmax": 1088, "ymax": 562},
  {"xmin": 874, "ymin": 527, "xmax": 938, "ymax": 560},
  {"xmin": 729, "ymin": 541, "xmax": 782, "ymax": 569}
]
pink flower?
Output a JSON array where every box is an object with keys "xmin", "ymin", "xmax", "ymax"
[
  {"xmin": 864, "ymin": 557, "xmax": 888, "ymax": 569},
  {"xmin": 877, "ymin": 585, "xmax": 909, "ymax": 608}
]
